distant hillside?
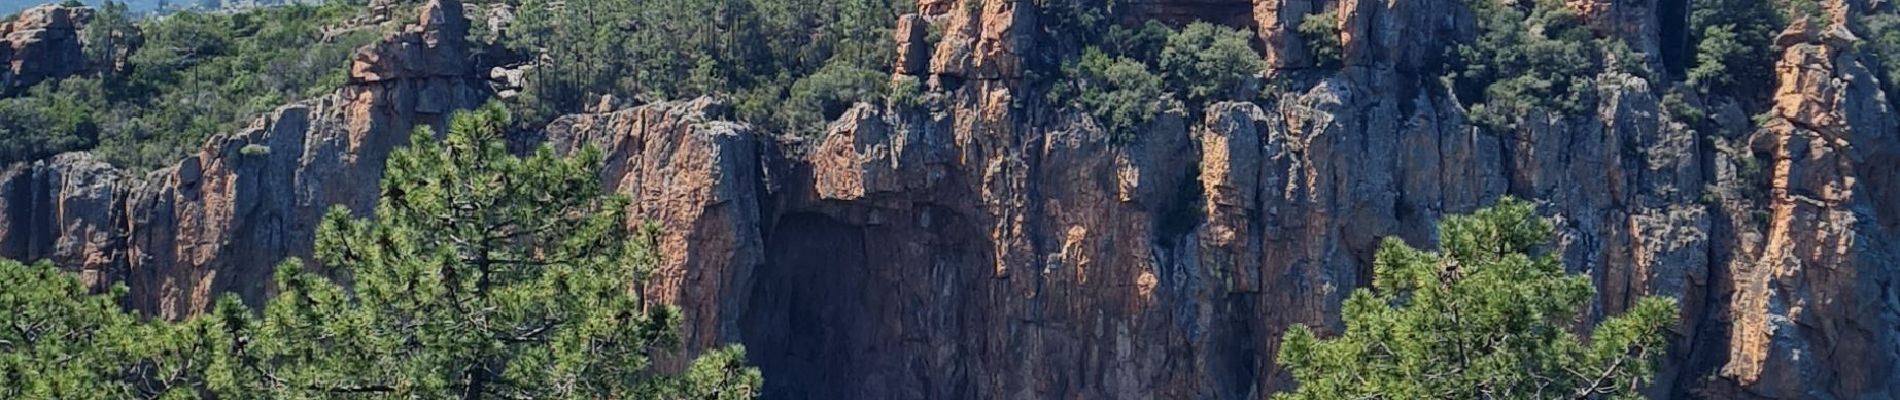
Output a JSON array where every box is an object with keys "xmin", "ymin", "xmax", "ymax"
[{"xmin": 2, "ymin": 0, "xmax": 317, "ymax": 17}]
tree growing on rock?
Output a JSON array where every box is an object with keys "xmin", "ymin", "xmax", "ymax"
[
  {"xmin": 1275, "ymin": 198, "xmax": 1678, "ymax": 400},
  {"xmin": 1158, "ymin": 22, "xmax": 1263, "ymax": 105},
  {"xmin": 201, "ymin": 103, "xmax": 762, "ymax": 398}
]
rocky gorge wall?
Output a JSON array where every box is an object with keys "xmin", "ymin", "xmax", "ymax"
[{"xmin": 3, "ymin": 0, "xmax": 1899, "ymax": 399}]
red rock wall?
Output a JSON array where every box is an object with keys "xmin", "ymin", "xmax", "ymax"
[{"xmin": 2, "ymin": 0, "xmax": 1898, "ymax": 399}]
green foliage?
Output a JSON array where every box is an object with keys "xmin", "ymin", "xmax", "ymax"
[
  {"xmin": 663, "ymin": 345, "xmax": 767, "ymax": 400},
  {"xmin": 238, "ymin": 143, "xmax": 270, "ymax": 156},
  {"xmin": 508, "ymin": 0, "xmax": 904, "ymax": 134},
  {"xmin": 0, "ymin": 79, "xmax": 103, "ymax": 165},
  {"xmin": 0, "ymin": 258, "xmax": 208, "ymax": 399},
  {"xmin": 1450, "ymin": 0, "xmax": 1602, "ymax": 131},
  {"xmin": 1297, "ymin": 11, "xmax": 1342, "ymax": 69},
  {"xmin": 1041, "ymin": 19, "xmax": 1260, "ymax": 145},
  {"xmin": 1687, "ymin": 24, "xmax": 1747, "ymax": 94},
  {"xmin": 1036, "ymin": 0, "xmax": 1126, "ymax": 44},
  {"xmin": 1276, "ymin": 198, "xmax": 1680, "ymax": 400},
  {"xmin": 1862, "ymin": 13, "xmax": 1900, "ymax": 101},
  {"xmin": 1778, "ymin": 0, "xmax": 1827, "ymax": 25},
  {"xmin": 81, "ymin": 1, "xmax": 136, "ymax": 76},
  {"xmin": 890, "ymin": 75, "xmax": 926, "ymax": 109},
  {"xmin": 1100, "ymin": 20, "xmax": 1173, "ymax": 62},
  {"xmin": 1685, "ymin": 0, "xmax": 1778, "ymax": 96},
  {"xmin": 1158, "ymin": 22, "xmax": 1263, "ymax": 105},
  {"xmin": 0, "ymin": 259, "xmax": 143, "ymax": 398},
  {"xmin": 1601, "ymin": 37, "xmax": 1652, "ymax": 80},
  {"xmin": 104, "ymin": 3, "xmax": 375, "ymax": 169},
  {"xmin": 0, "ymin": 2, "xmax": 378, "ymax": 171},
  {"xmin": 1053, "ymin": 47, "xmax": 1169, "ymax": 144},
  {"xmin": 1663, "ymin": 90, "xmax": 1705, "ymax": 124},
  {"xmin": 781, "ymin": 60, "xmax": 890, "ymax": 134}
]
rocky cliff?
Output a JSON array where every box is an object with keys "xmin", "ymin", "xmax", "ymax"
[
  {"xmin": 0, "ymin": 0, "xmax": 487, "ymax": 319},
  {"xmin": 3, "ymin": 0, "xmax": 1899, "ymax": 399},
  {"xmin": 1, "ymin": 4, "xmax": 88, "ymax": 92}
]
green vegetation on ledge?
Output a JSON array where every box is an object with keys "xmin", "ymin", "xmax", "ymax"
[
  {"xmin": 506, "ymin": 0, "xmax": 907, "ymax": 135},
  {"xmin": 1043, "ymin": 17, "xmax": 1262, "ymax": 144},
  {"xmin": 1449, "ymin": 0, "xmax": 1604, "ymax": 131}
]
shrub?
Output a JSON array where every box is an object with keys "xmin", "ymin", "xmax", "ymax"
[
  {"xmin": 239, "ymin": 143, "xmax": 270, "ymax": 156},
  {"xmin": 1685, "ymin": 0, "xmax": 1779, "ymax": 96},
  {"xmin": 1602, "ymin": 37, "xmax": 1652, "ymax": 79},
  {"xmin": 1297, "ymin": 11, "xmax": 1342, "ymax": 68},
  {"xmin": 890, "ymin": 75, "xmax": 927, "ymax": 109},
  {"xmin": 1158, "ymin": 22, "xmax": 1264, "ymax": 106},
  {"xmin": 1102, "ymin": 20, "xmax": 1174, "ymax": 62},
  {"xmin": 1687, "ymin": 24, "xmax": 1745, "ymax": 94},
  {"xmin": 1663, "ymin": 90, "xmax": 1706, "ymax": 124},
  {"xmin": 781, "ymin": 60, "xmax": 890, "ymax": 134},
  {"xmin": 1450, "ymin": 0, "xmax": 1601, "ymax": 131},
  {"xmin": 1058, "ymin": 47, "xmax": 1168, "ymax": 144}
]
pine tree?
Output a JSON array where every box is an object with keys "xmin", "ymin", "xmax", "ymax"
[
  {"xmin": 1275, "ymin": 198, "xmax": 1678, "ymax": 400},
  {"xmin": 0, "ymin": 259, "xmax": 143, "ymax": 398},
  {"xmin": 204, "ymin": 103, "xmax": 761, "ymax": 398}
]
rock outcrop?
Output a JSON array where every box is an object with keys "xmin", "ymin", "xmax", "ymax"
[
  {"xmin": 0, "ymin": 0, "xmax": 487, "ymax": 319},
  {"xmin": 1703, "ymin": 20, "xmax": 1900, "ymax": 399},
  {"xmin": 0, "ymin": 153, "xmax": 125, "ymax": 287},
  {"xmin": 1, "ymin": 4, "xmax": 89, "ymax": 93},
  {"xmin": 3, "ymin": 0, "xmax": 1900, "ymax": 399},
  {"xmin": 541, "ymin": 98, "xmax": 769, "ymax": 360}
]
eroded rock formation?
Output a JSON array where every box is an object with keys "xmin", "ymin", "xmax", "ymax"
[
  {"xmin": 1, "ymin": 4, "xmax": 89, "ymax": 92},
  {"xmin": 2, "ymin": 0, "xmax": 1899, "ymax": 399},
  {"xmin": 1703, "ymin": 19, "xmax": 1900, "ymax": 399}
]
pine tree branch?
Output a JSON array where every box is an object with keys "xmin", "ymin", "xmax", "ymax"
[{"xmin": 1568, "ymin": 344, "xmax": 1648, "ymax": 400}]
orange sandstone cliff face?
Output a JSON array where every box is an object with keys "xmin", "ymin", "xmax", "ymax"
[{"xmin": 3, "ymin": 0, "xmax": 1899, "ymax": 399}]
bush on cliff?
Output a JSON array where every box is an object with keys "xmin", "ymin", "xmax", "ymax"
[
  {"xmin": 780, "ymin": 60, "xmax": 891, "ymax": 134},
  {"xmin": 1050, "ymin": 47, "xmax": 1170, "ymax": 144},
  {"xmin": 1276, "ymin": 198, "xmax": 1679, "ymax": 400},
  {"xmin": 1159, "ymin": 22, "xmax": 1263, "ymax": 106},
  {"xmin": 1685, "ymin": 0, "xmax": 1779, "ymax": 96},
  {"xmin": 1297, "ymin": 10, "xmax": 1342, "ymax": 69},
  {"xmin": 0, "ymin": 105, "xmax": 764, "ymax": 399},
  {"xmin": 1044, "ymin": 21, "xmax": 1260, "ymax": 145},
  {"xmin": 1449, "ymin": 0, "xmax": 1602, "ymax": 131}
]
